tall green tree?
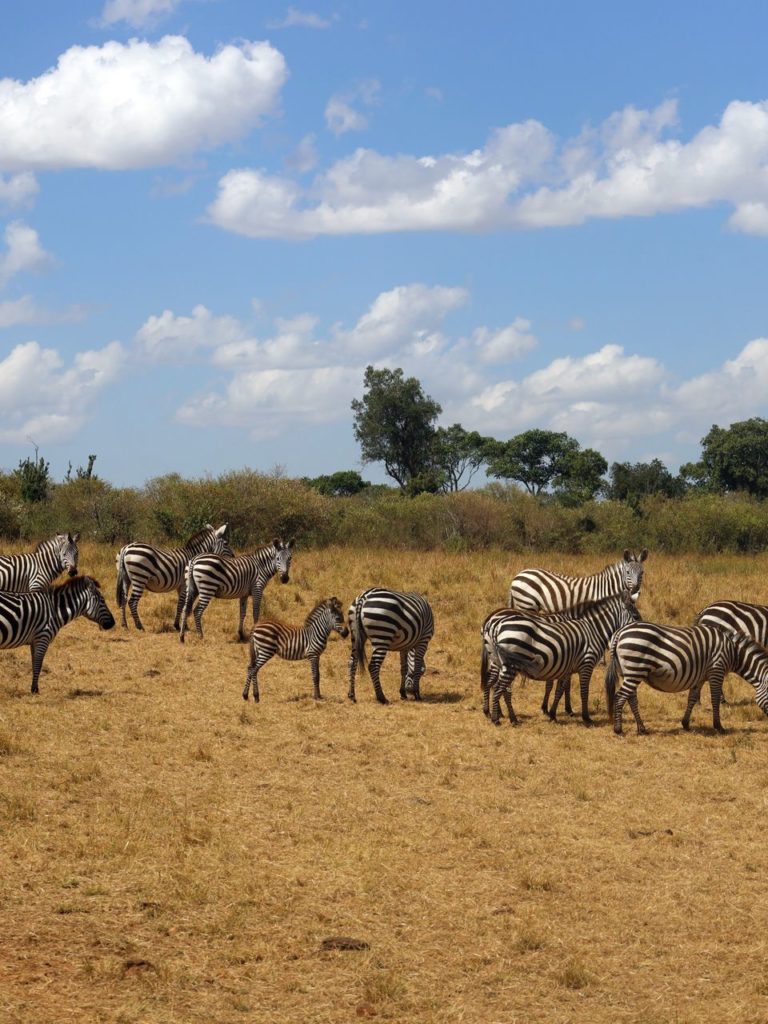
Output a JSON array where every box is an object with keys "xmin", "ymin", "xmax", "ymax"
[
  {"xmin": 553, "ymin": 447, "xmax": 609, "ymax": 506},
  {"xmin": 14, "ymin": 453, "xmax": 50, "ymax": 503},
  {"xmin": 433, "ymin": 424, "xmax": 490, "ymax": 492},
  {"xmin": 351, "ymin": 366, "xmax": 442, "ymax": 490},
  {"xmin": 684, "ymin": 418, "xmax": 768, "ymax": 497},
  {"xmin": 607, "ymin": 458, "xmax": 687, "ymax": 504},
  {"xmin": 485, "ymin": 429, "xmax": 580, "ymax": 497},
  {"xmin": 303, "ymin": 470, "xmax": 371, "ymax": 497}
]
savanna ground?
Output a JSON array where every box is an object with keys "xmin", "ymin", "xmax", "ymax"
[{"xmin": 2, "ymin": 543, "xmax": 768, "ymax": 1024}]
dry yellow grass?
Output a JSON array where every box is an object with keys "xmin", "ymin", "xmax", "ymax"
[{"xmin": 2, "ymin": 544, "xmax": 768, "ymax": 1024}]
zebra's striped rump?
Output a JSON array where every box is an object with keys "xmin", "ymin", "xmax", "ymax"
[
  {"xmin": 347, "ymin": 588, "xmax": 435, "ymax": 704},
  {"xmin": 0, "ymin": 575, "xmax": 114, "ymax": 693},
  {"xmin": 508, "ymin": 548, "xmax": 648, "ymax": 612},
  {"xmin": 482, "ymin": 590, "xmax": 640, "ymax": 726},
  {"xmin": 244, "ymin": 596, "xmax": 348, "ymax": 701},
  {"xmin": 606, "ymin": 622, "xmax": 768, "ymax": 735}
]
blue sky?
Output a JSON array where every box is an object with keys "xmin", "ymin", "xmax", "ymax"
[{"xmin": 1, "ymin": 1, "xmax": 768, "ymax": 486}]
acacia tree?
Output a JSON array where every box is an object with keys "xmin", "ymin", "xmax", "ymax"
[
  {"xmin": 351, "ymin": 366, "xmax": 442, "ymax": 490},
  {"xmin": 682, "ymin": 419, "xmax": 768, "ymax": 497},
  {"xmin": 433, "ymin": 424, "xmax": 490, "ymax": 492},
  {"xmin": 485, "ymin": 429, "xmax": 606, "ymax": 502}
]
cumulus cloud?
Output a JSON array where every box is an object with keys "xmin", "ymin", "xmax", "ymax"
[
  {"xmin": 0, "ymin": 222, "xmax": 52, "ymax": 288},
  {"xmin": 0, "ymin": 172, "xmax": 38, "ymax": 209},
  {"xmin": 135, "ymin": 304, "xmax": 250, "ymax": 362},
  {"xmin": 0, "ymin": 36, "xmax": 287, "ymax": 172},
  {"xmin": 325, "ymin": 80, "xmax": 380, "ymax": 136},
  {"xmin": 267, "ymin": 7, "xmax": 332, "ymax": 29},
  {"xmin": 0, "ymin": 295, "xmax": 88, "ymax": 328},
  {"xmin": 99, "ymin": 0, "xmax": 181, "ymax": 27},
  {"xmin": 207, "ymin": 97, "xmax": 768, "ymax": 238},
  {"xmin": 0, "ymin": 340, "xmax": 125, "ymax": 442}
]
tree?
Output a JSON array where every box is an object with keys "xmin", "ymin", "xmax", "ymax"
[
  {"xmin": 303, "ymin": 471, "xmax": 371, "ymax": 497},
  {"xmin": 351, "ymin": 366, "xmax": 442, "ymax": 490},
  {"xmin": 485, "ymin": 429, "xmax": 581, "ymax": 497},
  {"xmin": 685, "ymin": 419, "xmax": 768, "ymax": 497},
  {"xmin": 14, "ymin": 452, "xmax": 50, "ymax": 503},
  {"xmin": 553, "ymin": 447, "xmax": 609, "ymax": 506},
  {"xmin": 607, "ymin": 458, "xmax": 686, "ymax": 504},
  {"xmin": 432, "ymin": 425, "xmax": 490, "ymax": 493}
]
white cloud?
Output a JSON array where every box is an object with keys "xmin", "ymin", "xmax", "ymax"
[
  {"xmin": 0, "ymin": 36, "xmax": 287, "ymax": 172},
  {"xmin": 207, "ymin": 97, "xmax": 768, "ymax": 238},
  {"xmin": 285, "ymin": 134, "xmax": 319, "ymax": 174},
  {"xmin": 325, "ymin": 81, "xmax": 380, "ymax": 137},
  {"xmin": 267, "ymin": 7, "xmax": 332, "ymax": 29},
  {"xmin": 0, "ymin": 221, "xmax": 52, "ymax": 288},
  {"xmin": 0, "ymin": 340, "xmax": 125, "ymax": 442},
  {"xmin": 0, "ymin": 295, "xmax": 88, "ymax": 328},
  {"xmin": 99, "ymin": 0, "xmax": 181, "ymax": 28},
  {"xmin": 135, "ymin": 304, "xmax": 249, "ymax": 362},
  {"xmin": 469, "ymin": 319, "xmax": 537, "ymax": 364},
  {"xmin": 0, "ymin": 172, "xmax": 38, "ymax": 210}
]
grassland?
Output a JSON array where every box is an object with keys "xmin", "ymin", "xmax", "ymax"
[{"xmin": 2, "ymin": 544, "xmax": 768, "ymax": 1024}]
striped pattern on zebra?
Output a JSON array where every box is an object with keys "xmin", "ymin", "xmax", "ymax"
[
  {"xmin": 0, "ymin": 575, "xmax": 115, "ymax": 693},
  {"xmin": 243, "ymin": 596, "xmax": 349, "ymax": 702},
  {"xmin": 482, "ymin": 590, "xmax": 640, "ymax": 726},
  {"xmin": 695, "ymin": 600, "xmax": 768, "ymax": 644},
  {"xmin": 347, "ymin": 588, "xmax": 435, "ymax": 704},
  {"xmin": 507, "ymin": 549, "xmax": 648, "ymax": 612},
  {"xmin": 0, "ymin": 532, "xmax": 80, "ymax": 591},
  {"xmin": 605, "ymin": 622, "xmax": 768, "ymax": 735},
  {"xmin": 115, "ymin": 523, "xmax": 230, "ymax": 631},
  {"xmin": 179, "ymin": 539, "xmax": 294, "ymax": 643}
]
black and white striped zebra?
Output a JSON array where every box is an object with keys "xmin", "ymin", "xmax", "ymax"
[
  {"xmin": 347, "ymin": 588, "xmax": 435, "ymax": 704},
  {"xmin": 508, "ymin": 549, "xmax": 648, "ymax": 612},
  {"xmin": 0, "ymin": 532, "xmax": 80, "ymax": 591},
  {"xmin": 0, "ymin": 575, "xmax": 115, "ymax": 693},
  {"xmin": 179, "ymin": 539, "xmax": 294, "ymax": 643},
  {"xmin": 243, "ymin": 596, "xmax": 349, "ymax": 702},
  {"xmin": 115, "ymin": 523, "xmax": 231, "ymax": 631},
  {"xmin": 481, "ymin": 590, "xmax": 640, "ymax": 726},
  {"xmin": 695, "ymin": 600, "xmax": 768, "ymax": 644},
  {"xmin": 605, "ymin": 622, "xmax": 768, "ymax": 735}
]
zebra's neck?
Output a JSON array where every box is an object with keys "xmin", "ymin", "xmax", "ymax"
[
  {"xmin": 52, "ymin": 586, "xmax": 86, "ymax": 627},
  {"xmin": 183, "ymin": 531, "xmax": 216, "ymax": 557},
  {"xmin": 575, "ymin": 562, "xmax": 623, "ymax": 602}
]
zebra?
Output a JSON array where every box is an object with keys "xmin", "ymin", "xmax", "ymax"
[
  {"xmin": 481, "ymin": 590, "xmax": 640, "ymax": 726},
  {"xmin": 508, "ymin": 549, "xmax": 648, "ymax": 611},
  {"xmin": 694, "ymin": 600, "xmax": 768, "ymax": 644},
  {"xmin": 115, "ymin": 523, "xmax": 231, "ymax": 631},
  {"xmin": 0, "ymin": 575, "xmax": 115, "ymax": 694},
  {"xmin": 605, "ymin": 622, "xmax": 768, "ymax": 735},
  {"xmin": 243, "ymin": 596, "xmax": 349, "ymax": 702},
  {"xmin": 179, "ymin": 539, "xmax": 294, "ymax": 643},
  {"xmin": 347, "ymin": 588, "xmax": 435, "ymax": 704},
  {"xmin": 0, "ymin": 532, "xmax": 80, "ymax": 591}
]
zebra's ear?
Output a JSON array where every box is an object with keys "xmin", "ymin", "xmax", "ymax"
[
  {"xmin": 623, "ymin": 549, "xmax": 631, "ymax": 561},
  {"xmin": 273, "ymin": 537, "xmax": 281, "ymax": 548},
  {"xmin": 70, "ymin": 532, "xmax": 81, "ymax": 543},
  {"xmin": 216, "ymin": 523, "xmax": 229, "ymax": 537},
  {"xmin": 287, "ymin": 538, "xmax": 295, "ymax": 549},
  {"xmin": 640, "ymin": 548, "xmax": 648, "ymax": 561}
]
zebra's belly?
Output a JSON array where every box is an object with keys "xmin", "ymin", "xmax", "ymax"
[{"xmin": 644, "ymin": 668, "xmax": 694, "ymax": 694}]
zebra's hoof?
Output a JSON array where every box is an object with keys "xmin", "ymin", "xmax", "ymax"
[
  {"xmin": 582, "ymin": 717, "xmax": 595, "ymax": 728},
  {"xmin": 681, "ymin": 719, "xmax": 690, "ymax": 731}
]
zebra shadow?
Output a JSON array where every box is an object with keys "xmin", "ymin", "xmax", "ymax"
[{"xmin": 421, "ymin": 690, "xmax": 465, "ymax": 704}]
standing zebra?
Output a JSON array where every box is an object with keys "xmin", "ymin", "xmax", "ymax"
[
  {"xmin": 0, "ymin": 575, "xmax": 115, "ymax": 693},
  {"xmin": 508, "ymin": 549, "xmax": 648, "ymax": 611},
  {"xmin": 605, "ymin": 622, "xmax": 768, "ymax": 735},
  {"xmin": 347, "ymin": 588, "xmax": 435, "ymax": 704},
  {"xmin": 0, "ymin": 533, "xmax": 80, "ymax": 591},
  {"xmin": 482, "ymin": 590, "xmax": 639, "ymax": 726},
  {"xmin": 695, "ymin": 600, "xmax": 768, "ymax": 644},
  {"xmin": 179, "ymin": 539, "xmax": 294, "ymax": 643},
  {"xmin": 243, "ymin": 597, "xmax": 349, "ymax": 702},
  {"xmin": 115, "ymin": 523, "xmax": 231, "ymax": 631}
]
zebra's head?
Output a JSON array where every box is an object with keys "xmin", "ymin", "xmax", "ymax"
[
  {"xmin": 328, "ymin": 596, "xmax": 349, "ymax": 638},
  {"xmin": 622, "ymin": 549, "xmax": 648, "ymax": 600},
  {"xmin": 212, "ymin": 523, "xmax": 234, "ymax": 556},
  {"xmin": 67, "ymin": 575, "xmax": 116, "ymax": 630},
  {"xmin": 731, "ymin": 631, "xmax": 768, "ymax": 713},
  {"xmin": 272, "ymin": 538, "xmax": 294, "ymax": 583},
  {"xmin": 57, "ymin": 532, "xmax": 81, "ymax": 577}
]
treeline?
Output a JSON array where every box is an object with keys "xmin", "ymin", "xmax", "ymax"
[{"xmin": 4, "ymin": 465, "xmax": 768, "ymax": 554}]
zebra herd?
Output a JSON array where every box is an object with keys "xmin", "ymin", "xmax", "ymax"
[{"xmin": 4, "ymin": 529, "xmax": 768, "ymax": 737}]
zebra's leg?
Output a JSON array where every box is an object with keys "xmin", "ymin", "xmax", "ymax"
[
  {"xmin": 310, "ymin": 656, "xmax": 322, "ymax": 700},
  {"xmin": 173, "ymin": 584, "xmax": 186, "ymax": 632},
  {"xmin": 29, "ymin": 638, "xmax": 50, "ymax": 695},
  {"xmin": 368, "ymin": 647, "xmax": 389, "ymax": 705},
  {"xmin": 192, "ymin": 594, "xmax": 211, "ymax": 639},
  {"xmin": 563, "ymin": 679, "xmax": 574, "ymax": 716},
  {"xmin": 681, "ymin": 683, "xmax": 704, "ymax": 731},
  {"xmin": 127, "ymin": 584, "xmax": 145, "ymax": 631},
  {"xmin": 347, "ymin": 651, "xmax": 358, "ymax": 703},
  {"xmin": 237, "ymin": 596, "xmax": 249, "ymax": 643},
  {"xmin": 627, "ymin": 690, "xmax": 647, "ymax": 735},
  {"xmin": 482, "ymin": 659, "xmax": 499, "ymax": 717},
  {"xmin": 119, "ymin": 586, "xmax": 129, "ymax": 629},
  {"xmin": 399, "ymin": 650, "xmax": 408, "ymax": 700},
  {"xmin": 541, "ymin": 679, "xmax": 553, "ymax": 715},
  {"xmin": 251, "ymin": 587, "xmax": 264, "ymax": 626},
  {"xmin": 709, "ymin": 670, "xmax": 727, "ymax": 733},
  {"xmin": 578, "ymin": 662, "xmax": 596, "ymax": 725},
  {"xmin": 406, "ymin": 643, "xmax": 428, "ymax": 700},
  {"xmin": 613, "ymin": 680, "xmax": 646, "ymax": 735},
  {"xmin": 492, "ymin": 667, "xmax": 517, "ymax": 726},
  {"xmin": 243, "ymin": 646, "xmax": 271, "ymax": 702}
]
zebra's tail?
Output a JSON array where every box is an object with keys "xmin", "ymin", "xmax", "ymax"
[
  {"xmin": 115, "ymin": 548, "xmax": 128, "ymax": 608},
  {"xmin": 480, "ymin": 640, "xmax": 490, "ymax": 690},
  {"xmin": 605, "ymin": 650, "xmax": 620, "ymax": 717},
  {"xmin": 352, "ymin": 598, "xmax": 367, "ymax": 676},
  {"xmin": 179, "ymin": 557, "xmax": 200, "ymax": 641}
]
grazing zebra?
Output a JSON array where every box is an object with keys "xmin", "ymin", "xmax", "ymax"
[
  {"xmin": 508, "ymin": 549, "xmax": 648, "ymax": 612},
  {"xmin": 0, "ymin": 533, "xmax": 80, "ymax": 591},
  {"xmin": 243, "ymin": 597, "xmax": 349, "ymax": 702},
  {"xmin": 605, "ymin": 622, "xmax": 768, "ymax": 735},
  {"xmin": 347, "ymin": 588, "xmax": 435, "ymax": 704},
  {"xmin": 482, "ymin": 590, "xmax": 640, "ymax": 726},
  {"xmin": 115, "ymin": 523, "xmax": 231, "ymax": 631},
  {"xmin": 0, "ymin": 575, "xmax": 115, "ymax": 693},
  {"xmin": 179, "ymin": 539, "xmax": 294, "ymax": 643}
]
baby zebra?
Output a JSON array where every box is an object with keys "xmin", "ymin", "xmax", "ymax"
[
  {"xmin": 243, "ymin": 597, "xmax": 348, "ymax": 702},
  {"xmin": 0, "ymin": 575, "xmax": 115, "ymax": 694},
  {"xmin": 482, "ymin": 590, "xmax": 639, "ymax": 726},
  {"xmin": 605, "ymin": 622, "xmax": 768, "ymax": 735},
  {"xmin": 347, "ymin": 588, "xmax": 435, "ymax": 704}
]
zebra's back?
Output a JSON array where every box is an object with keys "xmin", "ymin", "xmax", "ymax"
[
  {"xmin": 612, "ymin": 622, "xmax": 727, "ymax": 693},
  {"xmin": 695, "ymin": 600, "xmax": 768, "ymax": 646},
  {"xmin": 354, "ymin": 588, "xmax": 434, "ymax": 649}
]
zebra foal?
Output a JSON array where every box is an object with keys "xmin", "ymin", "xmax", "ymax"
[
  {"xmin": 482, "ymin": 590, "xmax": 639, "ymax": 726},
  {"xmin": 605, "ymin": 622, "xmax": 768, "ymax": 735},
  {"xmin": 0, "ymin": 575, "xmax": 115, "ymax": 693},
  {"xmin": 508, "ymin": 549, "xmax": 648, "ymax": 612},
  {"xmin": 115, "ymin": 523, "xmax": 230, "ymax": 631},
  {"xmin": 243, "ymin": 597, "xmax": 349, "ymax": 702},
  {"xmin": 180, "ymin": 539, "xmax": 294, "ymax": 643},
  {"xmin": 0, "ymin": 532, "xmax": 80, "ymax": 591},
  {"xmin": 347, "ymin": 588, "xmax": 435, "ymax": 704}
]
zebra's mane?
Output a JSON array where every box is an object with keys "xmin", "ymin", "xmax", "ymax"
[
  {"xmin": 184, "ymin": 525, "xmax": 217, "ymax": 547},
  {"xmin": 34, "ymin": 536, "xmax": 59, "ymax": 553},
  {"xmin": 50, "ymin": 575, "xmax": 99, "ymax": 594},
  {"xmin": 304, "ymin": 597, "xmax": 339, "ymax": 626}
]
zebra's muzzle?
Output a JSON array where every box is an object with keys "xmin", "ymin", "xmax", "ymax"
[
  {"xmin": 280, "ymin": 573, "xmax": 290, "ymax": 584},
  {"xmin": 68, "ymin": 567, "xmax": 78, "ymax": 577}
]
